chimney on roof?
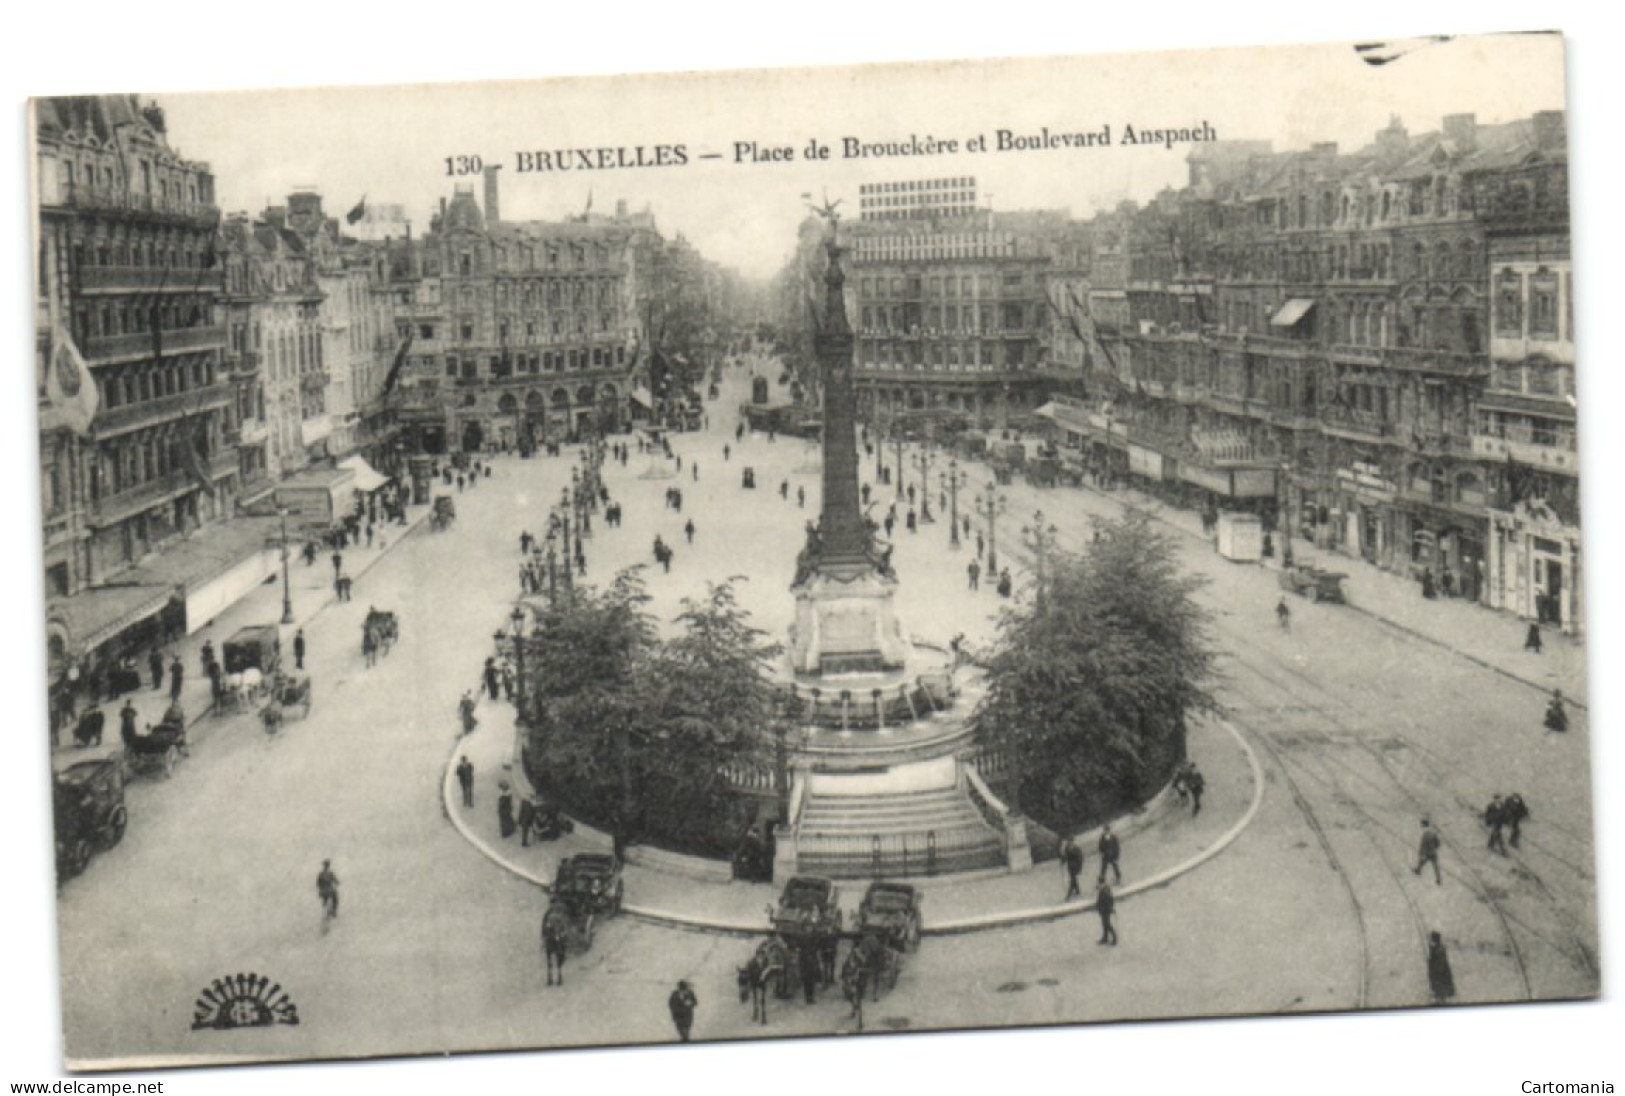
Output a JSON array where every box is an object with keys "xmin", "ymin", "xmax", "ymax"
[
  {"xmin": 1442, "ymin": 113, "xmax": 1477, "ymax": 151},
  {"xmin": 483, "ymin": 165, "xmax": 502, "ymax": 225},
  {"xmin": 1376, "ymin": 115, "xmax": 1409, "ymax": 159},
  {"xmin": 287, "ymin": 191, "xmax": 324, "ymax": 231},
  {"xmin": 1532, "ymin": 110, "xmax": 1566, "ymax": 152}
]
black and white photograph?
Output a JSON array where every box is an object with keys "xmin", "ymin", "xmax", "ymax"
[{"xmin": 5, "ymin": 12, "xmax": 1621, "ymax": 1094}]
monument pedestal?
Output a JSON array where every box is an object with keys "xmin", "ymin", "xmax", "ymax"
[{"xmin": 788, "ymin": 565, "xmax": 908, "ymax": 676}]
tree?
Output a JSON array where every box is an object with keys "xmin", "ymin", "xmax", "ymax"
[
  {"xmin": 636, "ymin": 579, "xmax": 783, "ymax": 854},
  {"xmin": 522, "ymin": 572, "xmax": 784, "ymax": 858},
  {"xmin": 971, "ymin": 511, "xmax": 1218, "ymax": 833}
]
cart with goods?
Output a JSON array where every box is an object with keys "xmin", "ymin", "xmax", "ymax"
[{"xmin": 1279, "ymin": 561, "xmax": 1349, "ymax": 604}]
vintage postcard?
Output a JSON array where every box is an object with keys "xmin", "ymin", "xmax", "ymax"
[{"xmin": 22, "ymin": 30, "xmax": 1601, "ymax": 1078}]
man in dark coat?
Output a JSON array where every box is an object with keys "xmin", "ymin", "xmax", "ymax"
[
  {"xmin": 119, "ymin": 700, "xmax": 138, "ymax": 744},
  {"xmin": 75, "ymin": 705, "xmax": 105, "ymax": 748},
  {"xmin": 1186, "ymin": 765, "xmax": 1205, "ymax": 815},
  {"xmin": 1485, "ymin": 795, "xmax": 1508, "ymax": 856},
  {"xmin": 1504, "ymin": 793, "xmax": 1530, "ymax": 849},
  {"xmin": 484, "ymin": 657, "xmax": 501, "ymax": 701},
  {"xmin": 1544, "ymin": 690, "xmax": 1568, "ymax": 734},
  {"xmin": 456, "ymin": 756, "xmax": 474, "ymax": 808},
  {"xmin": 149, "ymin": 649, "xmax": 165, "ymax": 691},
  {"xmin": 1096, "ymin": 881, "xmax": 1117, "ymax": 945},
  {"xmin": 1427, "ymin": 931, "xmax": 1455, "ymax": 1005},
  {"xmin": 293, "ymin": 630, "xmax": 306, "ymax": 671},
  {"xmin": 1063, "ymin": 838, "xmax": 1084, "ymax": 900},
  {"xmin": 169, "ymin": 656, "xmax": 184, "ymax": 701},
  {"xmin": 517, "ymin": 795, "xmax": 537, "ymax": 847},
  {"xmin": 497, "ymin": 783, "xmax": 516, "ymax": 839},
  {"xmin": 1098, "ymin": 824, "xmax": 1122, "ymax": 884},
  {"xmin": 1413, "ymin": 819, "xmax": 1443, "ymax": 884},
  {"xmin": 668, "ymin": 982, "xmax": 698, "ymax": 1043}
]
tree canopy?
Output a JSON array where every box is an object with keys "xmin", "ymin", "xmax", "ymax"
[
  {"xmin": 971, "ymin": 510, "xmax": 1218, "ymax": 833},
  {"xmin": 522, "ymin": 573, "xmax": 782, "ymax": 858}
]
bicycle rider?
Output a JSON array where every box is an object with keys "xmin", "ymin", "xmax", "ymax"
[{"xmin": 317, "ymin": 859, "xmax": 340, "ymax": 922}]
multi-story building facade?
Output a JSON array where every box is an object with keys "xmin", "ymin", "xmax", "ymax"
[
  {"xmin": 34, "ymin": 96, "xmax": 234, "ymax": 595},
  {"xmin": 1049, "ymin": 109, "xmax": 1577, "ymax": 632},
  {"xmin": 847, "ymin": 199, "xmax": 1072, "ymax": 428},
  {"xmin": 395, "ymin": 172, "xmax": 657, "ymax": 453}
]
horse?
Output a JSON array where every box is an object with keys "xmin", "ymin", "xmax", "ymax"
[
  {"xmin": 737, "ymin": 936, "xmax": 788, "ymax": 1025},
  {"xmin": 541, "ymin": 904, "xmax": 571, "ymax": 986}
]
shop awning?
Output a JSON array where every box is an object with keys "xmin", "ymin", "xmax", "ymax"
[
  {"xmin": 1270, "ymin": 298, "xmax": 1316, "ymax": 328},
  {"xmin": 338, "ymin": 455, "xmax": 390, "ymax": 493},
  {"xmin": 630, "ymin": 387, "xmax": 654, "ymax": 409},
  {"xmin": 49, "ymin": 584, "xmax": 174, "ymax": 656}
]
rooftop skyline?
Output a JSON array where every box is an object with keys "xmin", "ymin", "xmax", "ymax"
[{"xmin": 144, "ymin": 34, "xmax": 1565, "ymax": 280}]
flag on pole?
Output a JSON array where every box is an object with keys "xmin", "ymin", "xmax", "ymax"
[
  {"xmin": 180, "ymin": 412, "xmax": 217, "ymax": 498},
  {"xmin": 347, "ymin": 195, "xmax": 368, "ymax": 225},
  {"xmin": 380, "ymin": 329, "xmax": 415, "ymax": 396},
  {"xmin": 47, "ymin": 325, "xmax": 99, "ymax": 436}
]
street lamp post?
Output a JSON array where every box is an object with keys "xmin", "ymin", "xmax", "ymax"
[
  {"xmin": 912, "ymin": 448, "xmax": 935, "ymax": 523},
  {"xmin": 1279, "ymin": 458, "xmax": 1295, "ymax": 567},
  {"xmin": 1022, "ymin": 509, "xmax": 1059, "ymax": 607},
  {"xmin": 975, "ymin": 484, "xmax": 1007, "ymax": 575},
  {"xmin": 276, "ymin": 506, "xmax": 295, "ymax": 625},
  {"xmin": 892, "ymin": 428, "xmax": 906, "ymax": 498},
  {"xmin": 559, "ymin": 490, "xmax": 573, "ymax": 564},
  {"xmin": 942, "ymin": 460, "xmax": 968, "ymax": 549},
  {"xmin": 545, "ymin": 528, "xmax": 558, "ymax": 604},
  {"xmin": 510, "ymin": 604, "xmax": 527, "ymax": 727}
]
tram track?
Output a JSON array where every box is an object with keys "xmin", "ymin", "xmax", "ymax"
[{"xmin": 995, "ymin": 500, "xmax": 1596, "ymax": 1006}]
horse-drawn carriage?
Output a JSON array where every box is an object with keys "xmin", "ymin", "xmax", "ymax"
[
  {"xmin": 430, "ymin": 495, "xmax": 456, "ymax": 532},
  {"xmin": 362, "ymin": 608, "xmax": 398, "ymax": 664},
  {"xmin": 540, "ymin": 854, "xmax": 624, "ymax": 986},
  {"xmin": 259, "ymin": 672, "xmax": 313, "ymax": 734},
  {"xmin": 122, "ymin": 703, "xmax": 189, "ymax": 779}
]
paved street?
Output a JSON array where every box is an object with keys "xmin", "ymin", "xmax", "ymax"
[{"xmin": 53, "ymin": 356, "xmax": 1597, "ymax": 1066}]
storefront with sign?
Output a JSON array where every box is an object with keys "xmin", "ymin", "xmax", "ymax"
[{"xmin": 1333, "ymin": 461, "xmax": 1400, "ymax": 569}]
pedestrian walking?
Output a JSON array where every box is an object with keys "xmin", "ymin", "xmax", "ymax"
[
  {"xmin": 967, "ymin": 559, "xmax": 981, "ymax": 591},
  {"xmin": 339, "ymin": 575, "xmax": 353, "ymax": 602},
  {"xmin": 200, "ymin": 640, "xmax": 215, "ymax": 678},
  {"xmin": 1063, "ymin": 838, "xmax": 1084, "ymax": 900},
  {"xmin": 456, "ymin": 756, "xmax": 474, "ymax": 808},
  {"xmin": 365, "ymin": 523, "xmax": 374, "ymax": 548},
  {"xmin": 906, "ymin": 509, "xmax": 917, "ymax": 533},
  {"xmin": 149, "ymin": 649, "xmax": 164, "ymax": 691},
  {"xmin": 119, "ymin": 700, "xmax": 137, "ymax": 743},
  {"xmin": 332, "ymin": 551, "xmax": 343, "ymax": 577},
  {"xmin": 780, "ymin": 480, "xmax": 789, "ymax": 500},
  {"xmin": 976, "ymin": 532, "xmax": 984, "ymax": 558},
  {"xmin": 208, "ymin": 658, "xmax": 223, "ymax": 707},
  {"xmin": 723, "ymin": 444, "xmax": 731, "ymax": 462},
  {"xmin": 168, "ymin": 656, "xmax": 184, "ymax": 701},
  {"xmin": 484, "ymin": 657, "xmax": 501, "ymax": 700},
  {"xmin": 1426, "ymin": 932, "xmax": 1456, "ymax": 1005},
  {"xmin": 1276, "ymin": 597, "xmax": 1291, "ymax": 631},
  {"xmin": 293, "ymin": 629, "xmax": 306, "ymax": 671},
  {"xmin": 884, "ymin": 515, "xmax": 895, "ymax": 538},
  {"xmin": 1544, "ymin": 690, "xmax": 1568, "ymax": 734},
  {"xmin": 1524, "ymin": 622, "xmax": 1543, "ymax": 653},
  {"xmin": 1485, "ymin": 794, "xmax": 1509, "ymax": 856},
  {"xmin": 692, "ymin": 463, "xmax": 699, "ymax": 482},
  {"xmin": 1186, "ymin": 764, "xmax": 1205, "ymax": 815},
  {"xmin": 684, "ymin": 519, "xmax": 695, "ymax": 544},
  {"xmin": 1413, "ymin": 819, "xmax": 1443, "ymax": 884},
  {"xmin": 497, "ymin": 782, "xmax": 516, "ymax": 839},
  {"xmin": 316, "ymin": 860, "xmax": 340, "ymax": 926},
  {"xmin": 1504, "ymin": 792, "xmax": 1530, "ymax": 849},
  {"xmin": 668, "ymin": 982, "xmax": 698, "ymax": 1042},
  {"xmin": 1096, "ymin": 881, "xmax": 1118, "ymax": 945},
  {"xmin": 797, "ymin": 486, "xmax": 806, "ymax": 508},
  {"xmin": 458, "ymin": 690, "xmax": 478, "ymax": 735},
  {"xmin": 517, "ymin": 795, "xmax": 536, "ymax": 847},
  {"xmin": 1098, "ymin": 824, "xmax": 1122, "ymax": 884}
]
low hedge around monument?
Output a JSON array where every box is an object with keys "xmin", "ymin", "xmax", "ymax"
[
  {"xmin": 971, "ymin": 511, "xmax": 1218, "ymax": 838},
  {"xmin": 518, "ymin": 573, "xmax": 781, "ymax": 861}
]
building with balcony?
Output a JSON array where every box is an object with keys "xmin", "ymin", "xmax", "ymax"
[
  {"xmin": 1047, "ymin": 111, "xmax": 1573, "ymax": 624},
  {"xmin": 33, "ymin": 94, "xmax": 235, "ymax": 731},
  {"xmin": 394, "ymin": 170, "xmax": 659, "ymax": 453},
  {"xmin": 845, "ymin": 196, "xmax": 1074, "ymax": 429}
]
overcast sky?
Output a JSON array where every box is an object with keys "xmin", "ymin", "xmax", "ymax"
[{"xmin": 154, "ymin": 33, "xmax": 1565, "ymax": 281}]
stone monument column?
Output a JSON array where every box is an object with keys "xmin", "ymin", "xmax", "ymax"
[{"xmin": 788, "ymin": 214, "xmax": 907, "ymax": 675}]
